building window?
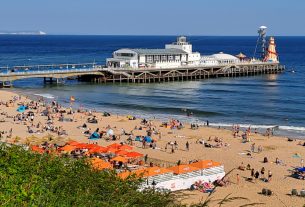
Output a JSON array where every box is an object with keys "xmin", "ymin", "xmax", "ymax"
[
  {"xmin": 146, "ymin": 55, "xmax": 153, "ymax": 63},
  {"xmin": 161, "ymin": 55, "xmax": 167, "ymax": 61},
  {"xmin": 117, "ymin": 53, "xmax": 134, "ymax": 57},
  {"xmin": 154, "ymin": 55, "xmax": 160, "ymax": 62},
  {"xmin": 168, "ymin": 55, "xmax": 173, "ymax": 61}
]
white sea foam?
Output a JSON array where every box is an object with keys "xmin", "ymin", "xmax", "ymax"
[
  {"xmin": 34, "ymin": 93, "xmax": 55, "ymax": 99},
  {"xmin": 208, "ymin": 123, "xmax": 276, "ymax": 129},
  {"xmin": 206, "ymin": 123, "xmax": 305, "ymax": 132},
  {"xmin": 278, "ymin": 126, "xmax": 305, "ymax": 132}
]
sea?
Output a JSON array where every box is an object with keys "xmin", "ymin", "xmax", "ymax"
[{"xmin": 0, "ymin": 35, "xmax": 305, "ymax": 139}]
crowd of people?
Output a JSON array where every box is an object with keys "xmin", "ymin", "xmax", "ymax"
[{"xmin": 0, "ymin": 92, "xmax": 304, "ymax": 205}]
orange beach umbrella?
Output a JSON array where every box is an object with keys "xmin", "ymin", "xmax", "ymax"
[
  {"xmin": 167, "ymin": 164, "xmax": 200, "ymax": 175},
  {"xmin": 91, "ymin": 158, "xmax": 113, "ymax": 170},
  {"xmin": 126, "ymin": 151, "xmax": 143, "ymax": 158},
  {"xmin": 60, "ymin": 145, "xmax": 77, "ymax": 152},
  {"xmin": 118, "ymin": 145, "xmax": 133, "ymax": 151},
  {"xmin": 106, "ymin": 147, "xmax": 118, "ymax": 154},
  {"xmin": 189, "ymin": 160, "xmax": 221, "ymax": 169},
  {"xmin": 107, "ymin": 143, "xmax": 122, "ymax": 149},
  {"xmin": 115, "ymin": 150, "xmax": 129, "ymax": 156},
  {"xmin": 89, "ymin": 146, "xmax": 108, "ymax": 154},
  {"xmin": 118, "ymin": 166, "xmax": 173, "ymax": 179}
]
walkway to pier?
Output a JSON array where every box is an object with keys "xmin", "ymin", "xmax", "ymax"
[{"xmin": 0, "ymin": 63, "xmax": 101, "ymax": 86}]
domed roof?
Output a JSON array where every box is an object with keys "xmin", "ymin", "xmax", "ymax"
[{"xmin": 211, "ymin": 52, "xmax": 239, "ymax": 61}]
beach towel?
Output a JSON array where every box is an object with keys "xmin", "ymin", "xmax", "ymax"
[
  {"xmin": 144, "ymin": 136, "xmax": 152, "ymax": 143},
  {"xmin": 292, "ymin": 154, "xmax": 301, "ymax": 158},
  {"xmin": 297, "ymin": 167, "xmax": 305, "ymax": 172}
]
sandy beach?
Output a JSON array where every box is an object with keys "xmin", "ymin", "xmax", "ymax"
[{"xmin": 0, "ymin": 89, "xmax": 304, "ymax": 207}]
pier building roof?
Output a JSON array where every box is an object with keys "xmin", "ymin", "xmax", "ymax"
[
  {"xmin": 211, "ymin": 52, "xmax": 239, "ymax": 61},
  {"xmin": 129, "ymin": 48, "xmax": 188, "ymax": 55}
]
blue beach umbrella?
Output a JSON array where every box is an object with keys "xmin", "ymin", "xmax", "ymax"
[
  {"xmin": 89, "ymin": 131, "xmax": 100, "ymax": 140},
  {"xmin": 17, "ymin": 105, "xmax": 26, "ymax": 113}
]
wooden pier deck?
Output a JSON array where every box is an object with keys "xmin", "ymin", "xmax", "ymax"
[
  {"xmin": 0, "ymin": 62, "xmax": 285, "ymax": 87},
  {"xmin": 82, "ymin": 62, "xmax": 285, "ymax": 83}
]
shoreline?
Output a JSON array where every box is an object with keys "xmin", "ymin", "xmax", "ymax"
[
  {"xmin": 7, "ymin": 87, "xmax": 305, "ymax": 140},
  {"xmin": 0, "ymin": 89, "xmax": 304, "ymax": 206}
]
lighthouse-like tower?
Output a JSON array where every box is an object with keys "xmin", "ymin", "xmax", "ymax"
[{"xmin": 264, "ymin": 37, "xmax": 278, "ymax": 62}]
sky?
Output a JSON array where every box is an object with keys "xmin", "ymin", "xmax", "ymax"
[{"xmin": 0, "ymin": 0, "xmax": 304, "ymax": 36}]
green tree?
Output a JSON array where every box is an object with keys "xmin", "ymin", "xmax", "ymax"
[{"xmin": 0, "ymin": 144, "xmax": 178, "ymax": 207}]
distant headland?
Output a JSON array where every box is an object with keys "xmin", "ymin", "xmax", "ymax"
[{"xmin": 0, "ymin": 31, "xmax": 46, "ymax": 35}]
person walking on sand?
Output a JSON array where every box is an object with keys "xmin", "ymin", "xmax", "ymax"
[
  {"xmin": 144, "ymin": 154, "xmax": 148, "ymax": 164},
  {"xmin": 260, "ymin": 167, "xmax": 265, "ymax": 179},
  {"xmin": 171, "ymin": 145, "xmax": 175, "ymax": 154},
  {"xmin": 268, "ymin": 170, "xmax": 272, "ymax": 182},
  {"xmin": 142, "ymin": 139, "xmax": 146, "ymax": 149},
  {"xmin": 174, "ymin": 141, "xmax": 178, "ymax": 150},
  {"xmin": 258, "ymin": 145, "xmax": 263, "ymax": 153},
  {"xmin": 251, "ymin": 168, "xmax": 255, "ymax": 179},
  {"xmin": 251, "ymin": 143, "xmax": 255, "ymax": 152},
  {"xmin": 236, "ymin": 174, "xmax": 240, "ymax": 185},
  {"xmin": 254, "ymin": 171, "xmax": 260, "ymax": 182},
  {"xmin": 186, "ymin": 141, "xmax": 189, "ymax": 151}
]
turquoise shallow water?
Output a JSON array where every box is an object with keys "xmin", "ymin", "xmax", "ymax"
[{"xmin": 1, "ymin": 35, "xmax": 305, "ymax": 138}]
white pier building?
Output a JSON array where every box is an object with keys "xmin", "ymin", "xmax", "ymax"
[
  {"xmin": 106, "ymin": 35, "xmax": 278, "ymax": 70},
  {"xmin": 107, "ymin": 36, "xmax": 201, "ymax": 69}
]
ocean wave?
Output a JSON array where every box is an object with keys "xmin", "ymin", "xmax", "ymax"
[
  {"xmin": 96, "ymin": 102, "xmax": 222, "ymax": 116},
  {"xmin": 279, "ymin": 126, "xmax": 305, "ymax": 132},
  {"xmin": 34, "ymin": 93, "xmax": 55, "ymax": 99},
  {"xmin": 207, "ymin": 122, "xmax": 305, "ymax": 132}
]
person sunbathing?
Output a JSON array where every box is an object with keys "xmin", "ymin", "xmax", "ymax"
[{"xmin": 238, "ymin": 162, "xmax": 246, "ymax": 171}]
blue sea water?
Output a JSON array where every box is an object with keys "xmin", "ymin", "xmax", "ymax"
[{"xmin": 0, "ymin": 35, "xmax": 305, "ymax": 138}]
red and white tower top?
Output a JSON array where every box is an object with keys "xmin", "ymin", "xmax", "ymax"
[{"xmin": 264, "ymin": 37, "xmax": 278, "ymax": 62}]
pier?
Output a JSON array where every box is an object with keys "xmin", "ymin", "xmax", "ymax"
[
  {"xmin": 0, "ymin": 34, "xmax": 285, "ymax": 87},
  {"xmin": 0, "ymin": 62, "xmax": 284, "ymax": 87}
]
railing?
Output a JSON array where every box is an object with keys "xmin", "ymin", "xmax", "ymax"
[
  {"xmin": 107, "ymin": 61, "xmax": 282, "ymax": 71},
  {"xmin": 0, "ymin": 62, "xmax": 101, "ymax": 73},
  {"xmin": 0, "ymin": 67, "xmax": 101, "ymax": 76}
]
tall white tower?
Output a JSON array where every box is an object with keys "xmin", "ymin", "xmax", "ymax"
[{"xmin": 165, "ymin": 36, "xmax": 193, "ymax": 54}]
